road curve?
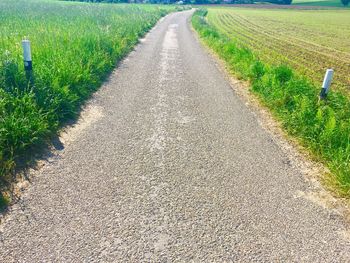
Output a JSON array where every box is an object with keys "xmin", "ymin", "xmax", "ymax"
[{"xmin": 1, "ymin": 10, "xmax": 350, "ymax": 262}]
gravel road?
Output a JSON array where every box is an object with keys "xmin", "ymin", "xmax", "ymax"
[{"xmin": 1, "ymin": 10, "xmax": 350, "ymax": 262}]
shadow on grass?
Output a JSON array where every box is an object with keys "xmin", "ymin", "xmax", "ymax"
[{"xmin": 0, "ymin": 193, "xmax": 9, "ymax": 213}]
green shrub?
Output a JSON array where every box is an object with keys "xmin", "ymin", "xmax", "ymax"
[
  {"xmin": 341, "ymin": 0, "xmax": 349, "ymax": 6},
  {"xmin": 274, "ymin": 65, "xmax": 293, "ymax": 84},
  {"xmin": 250, "ymin": 61, "xmax": 265, "ymax": 80}
]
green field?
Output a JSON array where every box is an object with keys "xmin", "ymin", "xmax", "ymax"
[
  {"xmin": 293, "ymin": 0, "xmax": 346, "ymax": 7},
  {"xmin": 0, "ymin": 0, "xmax": 178, "ymax": 203},
  {"xmin": 207, "ymin": 7, "xmax": 350, "ymax": 92},
  {"xmin": 193, "ymin": 8, "xmax": 350, "ymax": 196}
]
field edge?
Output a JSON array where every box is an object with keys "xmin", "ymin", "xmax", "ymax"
[{"xmin": 191, "ymin": 8, "xmax": 350, "ymax": 198}]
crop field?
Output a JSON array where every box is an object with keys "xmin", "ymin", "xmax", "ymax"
[
  {"xmin": 0, "ymin": 0, "xmax": 177, "ymax": 202},
  {"xmin": 207, "ymin": 7, "xmax": 350, "ymax": 92},
  {"xmin": 293, "ymin": 0, "xmax": 347, "ymax": 7},
  {"xmin": 193, "ymin": 8, "xmax": 350, "ymax": 196}
]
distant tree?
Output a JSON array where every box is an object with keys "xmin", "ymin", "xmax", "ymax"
[
  {"xmin": 341, "ymin": 0, "xmax": 349, "ymax": 5},
  {"xmin": 233, "ymin": 0, "xmax": 253, "ymax": 3},
  {"xmin": 267, "ymin": 0, "xmax": 292, "ymax": 4},
  {"xmin": 194, "ymin": 0, "xmax": 209, "ymax": 4}
]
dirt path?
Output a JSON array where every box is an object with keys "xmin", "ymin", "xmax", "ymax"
[{"xmin": 0, "ymin": 10, "xmax": 349, "ymax": 262}]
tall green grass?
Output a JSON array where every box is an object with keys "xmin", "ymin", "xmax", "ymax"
[
  {"xmin": 193, "ymin": 9, "xmax": 350, "ymax": 196},
  {"xmin": 0, "ymin": 0, "xmax": 177, "ymax": 195}
]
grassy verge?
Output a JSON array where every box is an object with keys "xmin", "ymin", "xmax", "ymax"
[
  {"xmin": 192, "ymin": 9, "xmax": 350, "ymax": 197},
  {"xmin": 0, "ymin": 0, "xmax": 183, "ymax": 207}
]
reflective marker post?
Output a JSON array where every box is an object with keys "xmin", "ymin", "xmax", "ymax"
[
  {"xmin": 22, "ymin": 39, "xmax": 32, "ymax": 71},
  {"xmin": 319, "ymin": 69, "xmax": 334, "ymax": 100},
  {"xmin": 22, "ymin": 39, "xmax": 34, "ymax": 84}
]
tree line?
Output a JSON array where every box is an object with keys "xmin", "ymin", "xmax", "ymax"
[
  {"xmin": 70, "ymin": 0, "xmax": 292, "ymax": 4},
  {"xmin": 70, "ymin": 0, "xmax": 349, "ymax": 6}
]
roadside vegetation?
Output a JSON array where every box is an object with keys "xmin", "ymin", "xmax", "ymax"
[
  {"xmin": 0, "ymin": 0, "xmax": 179, "ymax": 208},
  {"xmin": 192, "ymin": 9, "xmax": 350, "ymax": 197}
]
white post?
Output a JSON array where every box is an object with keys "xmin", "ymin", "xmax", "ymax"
[
  {"xmin": 22, "ymin": 39, "xmax": 32, "ymax": 71},
  {"xmin": 320, "ymin": 69, "xmax": 334, "ymax": 100}
]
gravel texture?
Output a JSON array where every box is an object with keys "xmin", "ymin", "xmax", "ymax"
[{"xmin": 0, "ymin": 10, "xmax": 350, "ymax": 262}]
